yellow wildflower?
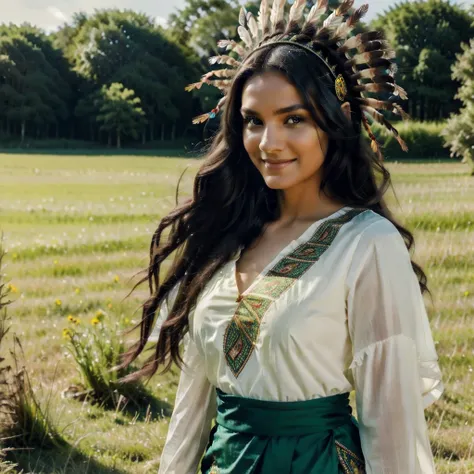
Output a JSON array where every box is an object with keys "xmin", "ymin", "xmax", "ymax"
[
  {"xmin": 67, "ymin": 315, "xmax": 75, "ymax": 323},
  {"xmin": 7, "ymin": 283, "xmax": 18, "ymax": 293},
  {"xmin": 62, "ymin": 328, "xmax": 73, "ymax": 340},
  {"xmin": 91, "ymin": 318, "xmax": 100, "ymax": 326},
  {"xmin": 55, "ymin": 299, "xmax": 62, "ymax": 307},
  {"xmin": 75, "ymin": 288, "xmax": 80, "ymax": 294},
  {"xmin": 464, "ymin": 290, "xmax": 470, "ymax": 297},
  {"xmin": 113, "ymin": 275, "xmax": 120, "ymax": 283},
  {"xmin": 95, "ymin": 310, "xmax": 105, "ymax": 321},
  {"xmin": 54, "ymin": 260, "xmax": 58, "ymax": 265}
]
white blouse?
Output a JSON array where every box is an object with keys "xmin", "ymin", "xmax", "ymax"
[{"xmin": 152, "ymin": 207, "xmax": 444, "ymax": 474}]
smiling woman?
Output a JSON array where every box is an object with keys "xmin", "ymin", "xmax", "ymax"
[{"xmin": 119, "ymin": 1, "xmax": 444, "ymax": 473}]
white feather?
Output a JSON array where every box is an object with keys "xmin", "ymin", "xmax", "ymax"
[
  {"xmin": 247, "ymin": 13, "xmax": 259, "ymax": 41},
  {"xmin": 258, "ymin": 0, "xmax": 270, "ymax": 38},
  {"xmin": 239, "ymin": 7, "xmax": 247, "ymax": 27},
  {"xmin": 305, "ymin": 6, "xmax": 326, "ymax": 26},
  {"xmin": 270, "ymin": 0, "xmax": 286, "ymax": 33},
  {"xmin": 323, "ymin": 12, "xmax": 344, "ymax": 29},
  {"xmin": 238, "ymin": 25, "xmax": 253, "ymax": 49},
  {"xmin": 288, "ymin": 0, "xmax": 306, "ymax": 25}
]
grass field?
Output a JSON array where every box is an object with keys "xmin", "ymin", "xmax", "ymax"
[{"xmin": 0, "ymin": 153, "xmax": 473, "ymax": 473}]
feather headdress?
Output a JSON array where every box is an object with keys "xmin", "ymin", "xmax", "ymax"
[{"xmin": 186, "ymin": 0, "xmax": 409, "ymax": 157}]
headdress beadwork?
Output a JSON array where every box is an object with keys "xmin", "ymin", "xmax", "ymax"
[{"xmin": 185, "ymin": 0, "xmax": 410, "ymax": 157}]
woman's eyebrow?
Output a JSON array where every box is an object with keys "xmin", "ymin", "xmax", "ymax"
[{"xmin": 240, "ymin": 104, "xmax": 308, "ymax": 116}]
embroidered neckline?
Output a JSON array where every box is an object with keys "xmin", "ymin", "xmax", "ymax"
[
  {"xmin": 223, "ymin": 208, "xmax": 366, "ymax": 378},
  {"xmin": 234, "ymin": 206, "xmax": 352, "ymax": 299}
]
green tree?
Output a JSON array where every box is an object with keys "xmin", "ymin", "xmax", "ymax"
[
  {"xmin": 0, "ymin": 27, "xmax": 71, "ymax": 142},
  {"xmin": 442, "ymin": 39, "xmax": 474, "ymax": 176},
  {"xmin": 96, "ymin": 82, "xmax": 147, "ymax": 149},
  {"xmin": 58, "ymin": 9, "xmax": 197, "ymax": 143},
  {"xmin": 372, "ymin": 0, "xmax": 474, "ymax": 121}
]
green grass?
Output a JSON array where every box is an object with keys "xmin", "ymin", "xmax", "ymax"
[{"xmin": 0, "ymin": 153, "xmax": 473, "ymax": 473}]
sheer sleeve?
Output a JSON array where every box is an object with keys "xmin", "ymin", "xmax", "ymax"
[
  {"xmin": 151, "ymin": 286, "xmax": 216, "ymax": 474},
  {"xmin": 346, "ymin": 219, "xmax": 444, "ymax": 474}
]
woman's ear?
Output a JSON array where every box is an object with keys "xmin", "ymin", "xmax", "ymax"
[{"xmin": 341, "ymin": 101, "xmax": 351, "ymax": 121}]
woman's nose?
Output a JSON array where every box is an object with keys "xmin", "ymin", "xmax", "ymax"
[{"xmin": 259, "ymin": 126, "xmax": 284, "ymax": 154}]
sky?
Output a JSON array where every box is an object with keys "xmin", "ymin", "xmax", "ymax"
[{"xmin": 3, "ymin": 0, "xmax": 474, "ymax": 32}]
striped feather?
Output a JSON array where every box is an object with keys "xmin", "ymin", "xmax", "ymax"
[
  {"xmin": 185, "ymin": 82, "xmax": 202, "ymax": 92},
  {"xmin": 203, "ymin": 69, "xmax": 236, "ymax": 80},
  {"xmin": 288, "ymin": 0, "xmax": 306, "ymax": 25},
  {"xmin": 258, "ymin": 0, "xmax": 271, "ymax": 38},
  {"xmin": 394, "ymin": 84, "xmax": 408, "ymax": 100},
  {"xmin": 352, "ymin": 49, "xmax": 396, "ymax": 65},
  {"xmin": 335, "ymin": 0, "xmax": 355, "ymax": 16},
  {"xmin": 305, "ymin": 0, "xmax": 328, "ymax": 26},
  {"xmin": 335, "ymin": 4, "xmax": 368, "ymax": 38},
  {"xmin": 217, "ymin": 39, "xmax": 246, "ymax": 57},
  {"xmin": 270, "ymin": 0, "xmax": 286, "ymax": 34},
  {"xmin": 209, "ymin": 55, "xmax": 241, "ymax": 68}
]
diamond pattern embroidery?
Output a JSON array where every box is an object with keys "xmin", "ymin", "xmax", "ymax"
[
  {"xmin": 335, "ymin": 440, "xmax": 366, "ymax": 474},
  {"xmin": 223, "ymin": 209, "xmax": 366, "ymax": 377}
]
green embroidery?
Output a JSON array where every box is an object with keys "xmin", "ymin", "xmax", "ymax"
[
  {"xmin": 335, "ymin": 440, "xmax": 366, "ymax": 474},
  {"xmin": 223, "ymin": 209, "xmax": 366, "ymax": 377}
]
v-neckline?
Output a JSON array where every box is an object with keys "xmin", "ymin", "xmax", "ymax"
[{"xmin": 233, "ymin": 206, "xmax": 351, "ymax": 300}]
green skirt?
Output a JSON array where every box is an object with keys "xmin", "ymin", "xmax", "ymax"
[{"xmin": 200, "ymin": 389, "xmax": 365, "ymax": 474}]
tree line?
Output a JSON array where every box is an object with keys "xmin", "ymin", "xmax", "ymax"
[{"xmin": 0, "ymin": 0, "xmax": 473, "ymax": 148}]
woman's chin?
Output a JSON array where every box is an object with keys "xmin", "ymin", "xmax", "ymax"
[{"xmin": 263, "ymin": 176, "xmax": 294, "ymax": 190}]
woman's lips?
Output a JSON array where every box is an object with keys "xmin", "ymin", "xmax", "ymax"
[{"xmin": 262, "ymin": 159, "xmax": 297, "ymax": 170}]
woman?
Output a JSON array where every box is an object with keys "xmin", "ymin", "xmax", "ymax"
[{"xmin": 120, "ymin": 0, "xmax": 444, "ymax": 472}]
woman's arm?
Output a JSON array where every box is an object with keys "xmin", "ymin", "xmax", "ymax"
[
  {"xmin": 158, "ymin": 334, "xmax": 216, "ymax": 474},
  {"xmin": 346, "ymin": 219, "xmax": 443, "ymax": 473},
  {"xmin": 151, "ymin": 285, "xmax": 216, "ymax": 474}
]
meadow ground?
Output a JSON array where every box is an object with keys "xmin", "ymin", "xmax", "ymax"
[{"xmin": 0, "ymin": 153, "xmax": 473, "ymax": 473}]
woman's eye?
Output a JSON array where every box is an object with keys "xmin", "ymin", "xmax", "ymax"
[
  {"xmin": 243, "ymin": 116, "xmax": 261, "ymax": 126},
  {"xmin": 286, "ymin": 115, "xmax": 304, "ymax": 125}
]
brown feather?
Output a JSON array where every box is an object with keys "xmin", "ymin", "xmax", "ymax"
[
  {"xmin": 297, "ymin": 23, "xmax": 317, "ymax": 40},
  {"xmin": 354, "ymin": 83, "xmax": 397, "ymax": 95},
  {"xmin": 362, "ymin": 105, "xmax": 409, "ymax": 152},
  {"xmin": 347, "ymin": 4, "xmax": 369, "ymax": 27},
  {"xmin": 360, "ymin": 40, "xmax": 390, "ymax": 53},
  {"xmin": 336, "ymin": 0, "xmax": 355, "ymax": 16},
  {"xmin": 352, "ymin": 49, "xmax": 396, "ymax": 65},
  {"xmin": 351, "ymin": 67, "xmax": 393, "ymax": 80}
]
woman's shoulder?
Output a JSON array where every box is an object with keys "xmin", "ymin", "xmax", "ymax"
[{"xmin": 348, "ymin": 208, "xmax": 401, "ymax": 241}]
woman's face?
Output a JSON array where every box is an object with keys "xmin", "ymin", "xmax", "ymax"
[{"xmin": 241, "ymin": 71, "xmax": 329, "ymax": 191}]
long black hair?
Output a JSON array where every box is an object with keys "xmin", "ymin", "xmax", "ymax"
[{"xmin": 119, "ymin": 43, "xmax": 428, "ymax": 381}]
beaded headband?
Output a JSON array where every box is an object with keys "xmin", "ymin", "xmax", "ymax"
[{"xmin": 185, "ymin": 0, "xmax": 410, "ymax": 157}]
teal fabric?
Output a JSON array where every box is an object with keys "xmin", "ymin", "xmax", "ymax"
[{"xmin": 200, "ymin": 389, "xmax": 365, "ymax": 474}]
